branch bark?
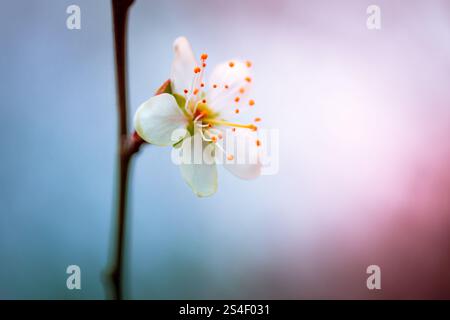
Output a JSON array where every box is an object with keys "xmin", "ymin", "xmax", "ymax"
[
  {"xmin": 107, "ymin": 0, "xmax": 135, "ymax": 300},
  {"xmin": 107, "ymin": 0, "xmax": 170, "ymax": 299}
]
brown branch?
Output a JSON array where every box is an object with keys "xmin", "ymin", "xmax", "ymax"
[
  {"xmin": 107, "ymin": 0, "xmax": 172, "ymax": 300},
  {"xmin": 107, "ymin": 0, "xmax": 135, "ymax": 300},
  {"xmin": 106, "ymin": 8, "xmax": 171, "ymax": 298}
]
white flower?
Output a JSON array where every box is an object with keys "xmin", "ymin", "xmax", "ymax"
[{"xmin": 134, "ymin": 37, "xmax": 263, "ymax": 197}]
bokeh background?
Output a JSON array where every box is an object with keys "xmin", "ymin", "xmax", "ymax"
[{"xmin": 1, "ymin": 0, "xmax": 450, "ymax": 299}]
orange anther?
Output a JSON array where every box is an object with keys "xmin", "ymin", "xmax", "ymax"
[
  {"xmin": 193, "ymin": 88, "xmax": 199, "ymax": 95},
  {"xmin": 246, "ymin": 60, "xmax": 252, "ymax": 68},
  {"xmin": 227, "ymin": 154, "xmax": 234, "ymax": 160},
  {"xmin": 201, "ymin": 53, "xmax": 208, "ymax": 60},
  {"xmin": 245, "ymin": 76, "xmax": 252, "ymax": 83},
  {"xmin": 211, "ymin": 136, "xmax": 217, "ymax": 142},
  {"xmin": 254, "ymin": 117, "xmax": 261, "ymax": 122},
  {"xmin": 194, "ymin": 66, "xmax": 201, "ymax": 73},
  {"xmin": 229, "ymin": 61, "xmax": 235, "ymax": 67},
  {"xmin": 234, "ymin": 97, "xmax": 240, "ymax": 103},
  {"xmin": 256, "ymin": 139, "xmax": 261, "ymax": 147},
  {"xmin": 249, "ymin": 99, "xmax": 255, "ymax": 106},
  {"xmin": 235, "ymin": 109, "xmax": 240, "ymax": 114},
  {"xmin": 239, "ymin": 87, "xmax": 245, "ymax": 94}
]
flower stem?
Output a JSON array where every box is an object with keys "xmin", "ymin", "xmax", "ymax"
[
  {"xmin": 106, "ymin": 0, "xmax": 170, "ymax": 299},
  {"xmin": 107, "ymin": 0, "xmax": 135, "ymax": 300}
]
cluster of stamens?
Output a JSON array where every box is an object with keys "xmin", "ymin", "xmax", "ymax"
[{"xmin": 181, "ymin": 54, "xmax": 262, "ymax": 161}]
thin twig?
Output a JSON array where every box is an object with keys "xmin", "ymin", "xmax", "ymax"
[
  {"xmin": 107, "ymin": 0, "xmax": 171, "ymax": 300},
  {"xmin": 107, "ymin": 0, "xmax": 135, "ymax": 300}
]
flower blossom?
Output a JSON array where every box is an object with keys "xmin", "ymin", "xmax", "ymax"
[{"xmin": 134, "ymin": 37, "xmax": 263, "ymax": 196}]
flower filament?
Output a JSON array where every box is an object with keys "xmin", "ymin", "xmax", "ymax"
[{"xmin": 183, "ymin": 54, "xmax": 261, "ymax": 160}]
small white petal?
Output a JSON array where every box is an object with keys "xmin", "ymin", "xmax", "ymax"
[
  {"xmin": 221, "ymin": 128, "xmax": 261, "ymax": 180},
  {"xmin": 134, "ymin": 93, "xmax": 188, "ymax": 146},
  {"xmin": 170, "ymin": 37, "xmax": 198, "ymax": 96},
  {"xmin": 179, "ymin": 134, "xmax": 218, "ymax": 197},
  {"xmin": 225, "ymin": 161, "xmax": 261, "ymax": 180},
  {"xmin": 207, "ymin": 60, "xmax": 252, "ymax": 115}
]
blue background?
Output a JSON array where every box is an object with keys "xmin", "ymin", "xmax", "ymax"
[{"xmin": 1, "ymin": 0, "xmax": 450, "ymax": 299}]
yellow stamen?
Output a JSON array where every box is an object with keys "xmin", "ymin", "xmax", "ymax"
[{"xmin": 204, "ymin": 118, "xmax": 257, "ymax": 131}]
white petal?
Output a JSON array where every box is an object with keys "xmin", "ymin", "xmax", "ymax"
[
  {"xmin": 220, "ymin": 128, "xmax": 261, "ymax": 180},
  {"xmin": 170, "ymin": 37, "xmax": 198, "ymax": 96},
  {"xmin": 134, "ymin": 93, "xmax": 188, "ymax": 146},
  {"xmin": 206, "ymin": 60, "xmax": 252, "ymax": 114},
  {"xmin": 179, "ymin": 134, "xmax": 218, "ymax": 197}
]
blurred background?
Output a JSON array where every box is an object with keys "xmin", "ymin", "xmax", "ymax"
[{"xmin": 1, "ymin": 0, "xmax": 449, "ymax": 299}]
